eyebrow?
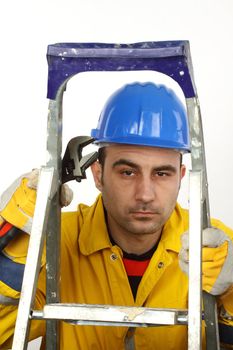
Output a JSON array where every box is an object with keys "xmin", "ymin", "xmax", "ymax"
[
  {"xmin": 112, "ymin": 159, "xmax": 178, "ymax": 173},
  {"xmin": 112, "ymin": 159, "xmax": 139, "ymax": 169}
]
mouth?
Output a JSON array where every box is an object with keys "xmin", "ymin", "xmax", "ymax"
[
  {"xmin": 130, "ymin": 211, "xmax": 158, "ymax": 218},
  {"xmin": 132, "ymin": 211, "xmax": 155, "ymax": 214}
]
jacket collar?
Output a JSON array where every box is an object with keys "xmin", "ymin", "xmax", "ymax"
[
  {"xmin": 160, "ymin": 204, "xmax": 188, "ymax": 253},
  {"xmin": 79, "ymin": 195, "xmax": 112, "ymax": 255}
]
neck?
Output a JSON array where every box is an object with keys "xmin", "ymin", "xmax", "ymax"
[
  {"xmin": 111, "ymin": 233, "xmax": 161, "ymax": 255},
  {"xmin": 107, "ymin": 219, "xmax": 162, "ymax": 255}
]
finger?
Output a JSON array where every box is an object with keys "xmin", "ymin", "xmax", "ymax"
[
  {"xmin": 60, "ymin": 184, "xmax": 73, "ymax": 207},
  {"xmin": 202, "ymin": 242, "xmax": 228, "ymax": 262},
  {"xmin": 203, "ymin": 227, "xmax": 229, "ymax": 247},
  {"xmin": 180, "ymin": 231, "xmax": 189, "ymax": 249},
  {"xmin": 27, "ymin": 169, "xmax": 40, "ymax": 189},
  {"xmin": 179, "ymin": 248, "xmax": 189, "ymax": 262}
]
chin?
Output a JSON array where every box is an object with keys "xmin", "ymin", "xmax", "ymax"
[{"xmin": 127, "ymin": 224, "xmax": 162, "ymax": 236}]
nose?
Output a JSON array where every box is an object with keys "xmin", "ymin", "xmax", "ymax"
[{"xmin": 135, "ymin": 175, "xmax": 155, "ymax": 203}]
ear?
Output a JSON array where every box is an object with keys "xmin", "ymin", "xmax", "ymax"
[
  {"xmin": 91, "ymin": 161, "xmax": 103, "ymax": 191},
  {"xmin": 180, "ymin": 164, "xmax": 186, "ymax": 179}
]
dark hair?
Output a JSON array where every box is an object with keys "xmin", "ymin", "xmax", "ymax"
[{"xmin": 98, "ymin": 147, "xmax": 107, "ymax": 167}]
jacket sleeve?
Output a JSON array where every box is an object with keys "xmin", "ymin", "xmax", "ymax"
[
  {"xmin": 0, "ymin": 232, "xmax": 46, "ymax": 348},
  {"xmin": 0, "ymin": 175, "xmax": 46, "ymax": 348},
  {"xmin": 211, "ymin": 218, "xmax": 233, "ymax": 348},
  {"xmin": 217, "ymin": 286, "xmax": 233, "ymax": 348}
]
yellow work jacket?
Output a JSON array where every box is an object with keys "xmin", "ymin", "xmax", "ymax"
[{"xmin": 1, "ymin": 195, "xmax": 233, "ymax": 349}]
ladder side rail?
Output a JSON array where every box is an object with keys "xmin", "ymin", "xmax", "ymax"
[
  {"xmin": 188, "ymin": 170, "xmax": 203, "ymax": 349},
  {"xmin": 186, "ymin": 99, "xmax": 210, "ymax": 221},
  {"xmin": 186, "ymin": 97, "xmax": 220, "ymax": 350},
  {"xmin": 11, "ymin": 167, "xmax": 56, "ymax": 350},
  {"xmin": 45, "ymin": 85, "xmax": 65, "ymax": 350}
]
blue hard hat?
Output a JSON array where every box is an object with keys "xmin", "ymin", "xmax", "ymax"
[{"xmin": 91, "ymin": 82, "xmax": 190, "ymax": 152}]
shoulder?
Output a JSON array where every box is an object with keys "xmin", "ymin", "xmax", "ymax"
[
  {"xmin": 161, "ymin": 204, "xmax": 189, "ymax": 248},
  {"xmin": 169, "ymin": 203, "xmax": 189, "ymax": 231},
  {"xmin": 172, "ymin": 204, "xmax": 233, "ymax": 236},
  {"xmin": 174, "ymin": 204, "xmax": 233, "ymax": 240},
  {"xmin": 61, "ymin": 204, "xmax": 88, "ymax": 247},
  {"xmin": 60, "ymin": 194, "xmax": 103, "ymax": 248},
  {"xmin": 211, "ymin": 217, "xmax": 233, "ymax": 239}
]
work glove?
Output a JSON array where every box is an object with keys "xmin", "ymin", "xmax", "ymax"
[
  {"xmin": 179, "ymin": 228, "xmax": 233, "ymax": 295},
  {"xmin": 0, "ymin": 168, "xmax": 73, "ymax": 234}
]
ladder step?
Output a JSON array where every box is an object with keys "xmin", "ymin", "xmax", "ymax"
[
  {"xmin": 47, "ymin": 41, "xmax": 195, "ymax": 100},
  {"xmin": 31, "ymin": 303, "xmax": 188, "ymax": 327}
]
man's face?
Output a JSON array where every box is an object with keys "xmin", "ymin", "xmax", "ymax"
[{"xmin": 91, "ymin": 144, "xmax": 186, "ymax": 239}]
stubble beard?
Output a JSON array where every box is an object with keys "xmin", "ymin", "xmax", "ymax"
[
  {"xmin": 110, "ymin": 208, "xmax": 167, "ymax": 238},
  {"xmin": 125, "ymin": 217, "xmax": 164, "ymax": 236}
]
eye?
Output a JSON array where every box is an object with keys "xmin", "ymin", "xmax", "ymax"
[
  {"xmin": 118, "ymin": 167, "xmax": 137, "ymax": 177},
  {"xmin": 156, "ymin": 171, "xmax": 169, "ymax": 177},
  {"xmin": 122, "ymin": 169, "xmax": 135, "ymax": 176}
]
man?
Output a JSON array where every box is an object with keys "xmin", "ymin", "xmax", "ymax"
[{"xmin": 0, "ymin": 82, "xmax": 233, "ymax": 349}]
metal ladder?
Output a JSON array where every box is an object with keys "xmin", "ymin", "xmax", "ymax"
[{"xmin": 11, "ymin": 41, "xmax": 219, "ymax": 350}]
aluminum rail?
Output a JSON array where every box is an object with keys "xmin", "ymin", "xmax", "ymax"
[{"xmin": 11, "ymin": 167, "xmax": 56, "ymax": 350}]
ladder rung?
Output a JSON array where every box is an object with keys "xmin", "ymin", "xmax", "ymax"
[{"xmin": 31, "ymin": 304, "xmax": 188, "ymax": 327}]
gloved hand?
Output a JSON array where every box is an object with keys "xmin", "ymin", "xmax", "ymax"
[
  {"xmin": 179, "ymin": 228, "xmax": 233, "ymax": 295},
  {"xmin": 0, "ymin": 169, "xmax": 73, "ymax": 234},
  {"xmin": 27, "ymin": 168, "xmax": 74, "ymax": 207}
]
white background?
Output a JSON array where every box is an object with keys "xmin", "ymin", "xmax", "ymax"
[{"xmin": 0, "ymin": 0, "xmax": 233, "ymax": 349}]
